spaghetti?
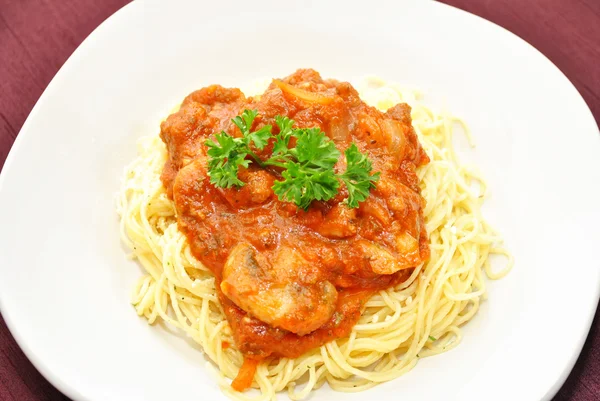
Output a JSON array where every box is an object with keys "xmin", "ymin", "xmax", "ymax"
[{"xmin": 117, "ymin": 76, "xmax": 512, "ymax": 400}]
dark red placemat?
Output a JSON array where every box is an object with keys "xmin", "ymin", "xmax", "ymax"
[{"xmin": 0, "ymin": 0, "xmax": 598, "ymax": 400}]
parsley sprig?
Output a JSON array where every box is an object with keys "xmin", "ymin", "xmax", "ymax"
[
  {"xmin": 205, "ymin": 109, "xmax": 380, "ymax": 209},
  {"xmin": 205, "ymin": 110, "xmax": 271, "ymax": 188}
]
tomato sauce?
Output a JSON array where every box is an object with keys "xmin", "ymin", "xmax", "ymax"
[{"xmin": 160, "ymin": 69, "xmax": 429, "ymax": 367}]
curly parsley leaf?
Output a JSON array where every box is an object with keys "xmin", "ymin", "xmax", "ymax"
[
  {"xmin": 231, "ymin": 109, "xmax": 272, "ymax": 150},
  {"xmin": 270, "ymin": 127, "xmax": 342, "ymax": 209},
  {"xmin": 231, "ymin": 109, "xmax": 257, "ymax": 136},
  {"xmin": 339, "ymin": 144, "xmax": 381, "ymax": 208},
  {"xmin": 205, "ymin": 132, "xmax": 249, "ymax": 188},
  {"xmin": 275, "ymin": 115, "xmax": 295, "ymax": 134},
  {"xmin": 205, "ymin": 110, "xmax": 272, "ymax": 187},
  {"xmin": 247, "ymin": 125, "xmax": 272, "ymax": 150},
  {"xmin": 272, "ymin": 162, "xmax": 340, "ymax": 210},
  {"xmin": 291, "ymin": 128, "xmax": 340, "ymax": 168},
  {"xmin": 272, "ymin": 115, "xmax": 295, "ymax": 156}
]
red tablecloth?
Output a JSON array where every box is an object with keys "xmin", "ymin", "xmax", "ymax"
[{"xmin": 0, "ymin": 0, "xmax": 598, "ymax": 399}]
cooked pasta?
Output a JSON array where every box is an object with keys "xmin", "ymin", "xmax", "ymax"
[{"xmin": 117, "ymin": 74, "xmax": 512, "ymax": 401}]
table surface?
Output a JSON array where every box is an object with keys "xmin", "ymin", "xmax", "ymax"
[{"xmin": 0, "ymin": 0, "xmax": 598, "ymax": 400}]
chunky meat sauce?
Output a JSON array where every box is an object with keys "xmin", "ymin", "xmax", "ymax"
[{"xmin": 160, "ymin": 69, "xmax": 429, "ymax": 386}]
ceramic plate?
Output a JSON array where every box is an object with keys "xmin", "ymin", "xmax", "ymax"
[{"xmin": 1, "ymin": 1, "xmax": 599, "ymax": 400}]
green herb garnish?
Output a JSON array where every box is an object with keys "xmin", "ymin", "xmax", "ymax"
[
  {"xmin": 205, "ymin": 109, "xmax": 380, "ymax": 210},
  {"xmin": 205, "ymin": 110, "xmax": 272, "ymax": 188}
]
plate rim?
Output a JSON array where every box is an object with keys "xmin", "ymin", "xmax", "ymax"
[{"xmin": 0, "ymin": 1, "xmax": 598, "ymax": 400}]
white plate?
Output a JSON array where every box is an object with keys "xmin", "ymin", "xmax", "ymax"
[{"xmin": 1, "ymin": 1, "xmax": 599, "ymax": 400}]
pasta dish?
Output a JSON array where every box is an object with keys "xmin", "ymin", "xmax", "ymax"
[{"xmin": 117, "ymin": 69, "xmax": 512, "ymax": 400}]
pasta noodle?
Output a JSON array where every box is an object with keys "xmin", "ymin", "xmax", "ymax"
[{"xmin": 116, "ymin": 77, "xmax": 512, "ymax": 400}]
